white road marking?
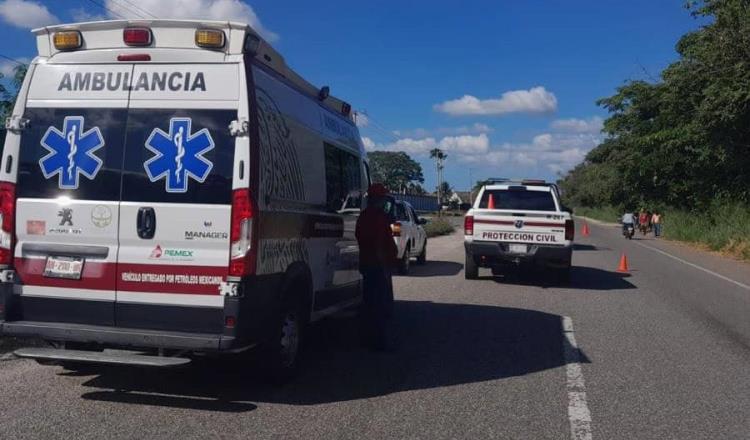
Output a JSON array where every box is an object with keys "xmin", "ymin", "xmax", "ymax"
[
  {"xmin": 563, "ymin": 316, "xmax": 592, "ymax": 440},
  {"xmin": 633, "ymin": 241, "xmax": 750, "ymax": 291}
]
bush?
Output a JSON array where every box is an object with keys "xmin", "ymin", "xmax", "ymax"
[
  {"xmin": 663, "ymin": 203, "xmax": 750, "ymax": 261},
  {"xmin": 424, "ymin": 218, "xmax": 455, "ymax": 238},
  {"xmin": 575, "ymin": 206, "xmax": 622, "ymax": 224}
]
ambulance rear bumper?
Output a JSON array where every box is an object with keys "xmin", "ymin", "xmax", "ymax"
[{"xmin": 1, "ymin": 320, "xmax": 237, "ymax": 352}]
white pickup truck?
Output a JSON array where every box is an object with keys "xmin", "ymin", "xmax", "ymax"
[{"xmin": 463, "ymin": 180, "xmax": 574, "ymax": 281}]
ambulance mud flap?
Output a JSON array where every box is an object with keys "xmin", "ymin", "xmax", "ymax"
[{"xmin": 14, "ymin": 347, "xmax": 191, "ymax": 367}]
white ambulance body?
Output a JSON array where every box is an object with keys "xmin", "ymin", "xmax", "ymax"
[{"xmin": 0, "ymin": 20, "xmax": 367, "ymax": 377}]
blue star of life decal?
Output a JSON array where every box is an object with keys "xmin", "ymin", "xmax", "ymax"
[
  {"xmin": 39, "ymin": 116, "xmax": 105, "ymax": 189},
  {"xmin": 144, "ymin": 118, "xmax": 214, "ymax": 193}
]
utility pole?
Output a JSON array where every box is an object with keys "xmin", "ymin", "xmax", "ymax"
[{"xmin": 430, "ymin": 148, "xmax": 446, "ymax": 214}]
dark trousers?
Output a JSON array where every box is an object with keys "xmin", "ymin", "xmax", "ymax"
[{"xmin": 360, "ymin": 266, "xmax": 394, "ymax": 348}]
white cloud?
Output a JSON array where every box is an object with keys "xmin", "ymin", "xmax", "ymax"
[
  {"xmin": 457, "ymin": 132, "xmax": 601, "ymax": 175},
  {"xmin": 0, "ymin": 57, "xmax": 28, "ymax": 77},
  {"xmin": 551, "ymin": 116, "xmax": 603, "ymax": 134},
  {"xmin": 375, "ymin": 133, "xmax": 490, "ymax": 156},
  {"xmin": 0, "ymin": 0, "xmax": 58, "ymax": 29},
  {"xmin": 361, "ymin": 136, "xmax": 376, "ymax": 152},
  {"xmin": 393, "ymin": 123, "xmax": 493, "ymax": 139},
  {"xmin": 101, "ymin": 0, "xmax": 278, "ymax": 41},
  {"xmin": 434, "ymin": 86, "xmax": 558, "ymax": 116},
  {"xmin": 438, "ymin": 133, "xmax": 490, "ymax": 155},
  {"xmin": 354, "ymin": 112, "xmax": 369, "ymax": 127},
  {"xmin": 70, "ymin": 8, "xmax": 107, "ymax": 22}
]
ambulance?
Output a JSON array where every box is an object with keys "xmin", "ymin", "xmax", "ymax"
[{"xmin": 0, "ymin": 19, "xmax": 368, "ymax": 380}]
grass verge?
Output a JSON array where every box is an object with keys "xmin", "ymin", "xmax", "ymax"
[
  {"xmin": 424, "ymin": 217, "xmax": 456, "ymax": 238},
  {"xmin": 575, "ymin": 203, "xmax": 750, "ymax": 261}
]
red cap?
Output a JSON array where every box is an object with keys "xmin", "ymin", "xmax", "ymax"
[{"xmin": 368, "ymin": 183, "xmax": 389, "ymax": 197}]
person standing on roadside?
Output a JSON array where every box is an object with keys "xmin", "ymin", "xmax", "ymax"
[
  {"xmin": 355, "ymin": 183, "xmax": 398, "ymax": 351},
  {"xmin": 639, "ymin": 209, "xmax": 649, "ymax": 235},
  {"xmin": 652, "ymin": 211, "xmax": 662, "ymax": 237}
]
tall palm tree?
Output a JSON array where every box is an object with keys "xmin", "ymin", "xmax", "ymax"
[{"xmin": 429, "ymin": 148, "xmax": 447, "ymax": 210}]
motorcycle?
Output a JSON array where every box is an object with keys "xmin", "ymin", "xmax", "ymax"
[{"xmin": 623, "ymin": 224, "xmax": 635, "ymax": 240}]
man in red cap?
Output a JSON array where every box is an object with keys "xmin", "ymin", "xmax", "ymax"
[{"xmin": 356, "ymin": 183, "xmax": 398, "ymax": 350}]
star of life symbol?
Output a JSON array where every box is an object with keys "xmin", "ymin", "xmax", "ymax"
[
  {"xmin": 144, "ymin": 118, "xmax": 214, "ymax": 193},
  {"xmin": 39, "ymin": 116, "xmax": 105, "ymax": 189}
]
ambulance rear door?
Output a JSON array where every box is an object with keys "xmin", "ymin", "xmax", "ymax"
[
  {"xmin": 13, "ymin": 64, "xmax": 132, "ymax": 325},
  {"xmin": 115, "ymin": 64, "xmax": 239, "ymax": 333}
]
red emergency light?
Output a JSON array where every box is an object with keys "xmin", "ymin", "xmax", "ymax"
[{"xmin": 123, "ymin": 27, "xmax": 152, "ymax": 46}]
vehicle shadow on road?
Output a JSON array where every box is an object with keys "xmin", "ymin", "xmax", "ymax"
[
  {"xmin": 77, "ymin": 301, "xmax": 588, "ymax": 410},
  {"xmin": 573, "ymin": 243, "xmax": 602, "ymax": 251},
  {"xmin": 400, "ymin": 260, "xmax": 464, "ymax": 277},
  {"xmin": 486, "ymin": 266, "xmax": 636, "ymax": 291}
]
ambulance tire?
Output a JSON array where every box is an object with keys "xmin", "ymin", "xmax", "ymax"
[
  {"xmin": 465, "ymin": 252, "xmax": 479, "ymax": 280},
  {"xmin": 261, "ymin": 280, "xmax": 309, "ymax": 385}
]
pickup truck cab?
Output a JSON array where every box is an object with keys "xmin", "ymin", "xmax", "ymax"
[{"xmin": 463, "ymin": 179, "xmax": 574, "ymax": 281}]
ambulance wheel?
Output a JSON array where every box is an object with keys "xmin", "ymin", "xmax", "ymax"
[
  {"xmin": 398, "ymin": 246, "xmax": 411, "ymax": 275},
  {"xmin": 261, "ymin": 289, "xmax": 308, "ymax": 385},
  {"xmin": 416, "ymin": 242, "xmax": 427, "ymax": 265},
  {"xmin": 465, "ymin": 252, "xmax": 478, "ymax": 280}
]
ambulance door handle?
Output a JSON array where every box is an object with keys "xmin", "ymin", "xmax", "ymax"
[{"xmin": 137, "ymin": 207, "xmax": 156, "ymax": 239}]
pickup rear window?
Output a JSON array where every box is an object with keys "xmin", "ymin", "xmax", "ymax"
[{"xmin": 478, "ymin": 189, "xmax": 557, "ymax": 211}]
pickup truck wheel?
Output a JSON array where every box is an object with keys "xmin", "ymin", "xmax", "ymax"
[
  {"xmin": 261, "ymin": 289, "xmax": 308, "ymax": 385},
  {"xmin": 398, "ymin": 246, "xmax": 411, "ymax": 275},
  {"xmin": 416, "ymin": 242, "xmax": 427, "ymax": 265},
  {"xmin": 465, "ymin": 252, "xmax": 479, "ymax": 280}
]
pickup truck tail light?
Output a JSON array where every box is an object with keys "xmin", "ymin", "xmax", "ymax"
[
  {"xmin": 565, "ymin": 219, "xmax": 575, "ymax": 241},
  {"xmin": 391, "ymin": 222, "xmax": 402, "ymax": 237},
  {"xmin": 464, "ymin": 215, "xmax": 474, "ymax": 236}
]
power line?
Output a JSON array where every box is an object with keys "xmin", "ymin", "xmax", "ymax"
[
  {"xmin": 0, "ymin": 54, "xmax": 25, "ymax": 65},
  {"xmin": 358, "ymin": 110, "xmax": 402, "ymax": 143},
  {"xmin": 111, "ymin": 0, "xmax": 158, "ymax": 19},
  {"xmin": 86, "ymin": 0, "xmax": 127, "ymax": 19}
]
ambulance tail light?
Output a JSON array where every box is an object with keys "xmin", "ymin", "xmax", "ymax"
[
  {"xmin": 195, "ymin": 29, "xmax": 225, "ymax": 49},
  {"xmin": 229, "ymin": 188, "xmax": 256, "ymax": 277},
  {"xmin": 464, "ymin": 215, "xmax": 474, "ymax": 236},
  {"xmin": 123, "ymin": 28, "xmax": 152, "ymax": 46},
  {"xmin": 565, "ymin": 219, "xmax": 575, "ymax": 241},
  {"xmin": 391, "ymin": 222, "xmax": 402, "ymax": 237},
  {"xmin": 53, "ymin": 31, "xmax": 82, "ymax": 51},
  {"xmin": 0, "ymin": 182, "xmax": 16, "ymax": 266}
]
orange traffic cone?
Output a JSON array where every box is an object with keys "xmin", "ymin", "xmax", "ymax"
[
  {"xmin": 582, "ymin": 222, "xmax": 590, "ymax": 237},
  {"xmin": 488, "ymin": 194, "xmax": 495, "ymax": 209},
  {"xmin": 616, "ymin": 253, "xmax": 629, "ymax": 273}
]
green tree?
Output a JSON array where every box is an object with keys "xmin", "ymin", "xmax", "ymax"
[
  {"xmin": 367, "ymin": 151, "xmax": 424, "ymax": 193},
  {"xmin": 559, "ymin": 0, "xmax": 750, "ymax": 210},
  {"xmin": 1, "ymin": 63, "xmax": 28, "ymax": 146}
]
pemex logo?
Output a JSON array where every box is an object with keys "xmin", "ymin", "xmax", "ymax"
[
  {"xmin": 150, "ymin": 244, "xmax": 163, "ymax": 259},
  {"xmin": 39, "ymin": 116, "xmax": 105, "ymax": 189},
  {"xmin": 144, "ymin": 118, "xmax": 214, "ymax": 193}
]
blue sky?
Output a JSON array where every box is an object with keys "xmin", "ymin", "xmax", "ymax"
[{"xmin": 0, "ymin": 0, "xmax": 704, "ymax": 192}]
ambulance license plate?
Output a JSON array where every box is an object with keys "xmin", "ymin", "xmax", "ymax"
[
  {"xmin": 43, "ymin": 256, "xmax": 84, "ymax": 280},
  {"xmin": 509, "ymin": 244, "xmax": 527, "ymax": 254}
]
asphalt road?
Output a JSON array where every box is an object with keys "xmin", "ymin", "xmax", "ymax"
[{"xmin": 1, "ymin": 220, "xmax": 750, "ymax": 439}]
